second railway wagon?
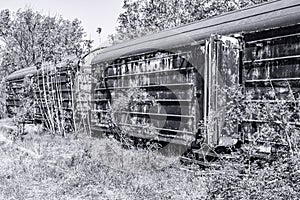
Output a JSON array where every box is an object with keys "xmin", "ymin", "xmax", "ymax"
[
  {"xmin": 6, "ymin": 57, "xmax": 83, "ymax": 134},
  {"xmin": 5, "ymin": 48, "xmax": 102, "ymax": 134},
  {"xmin": 90, "ymin": 0, "xmax": 300, "ymax": 154}
]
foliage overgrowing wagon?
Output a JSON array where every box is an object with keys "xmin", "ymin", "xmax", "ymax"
[
  {"xmin": 90, "ymin": 0, "xmax": 300, "ymax": 155},
  {"xmin": 5, "ymin": 57, "xmax": 80, "ymax": 134},
  {"xmin": 4, "ymin": 0, "xmax": 300, "ymax": 158}
]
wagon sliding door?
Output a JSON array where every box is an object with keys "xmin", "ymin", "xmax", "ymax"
[{"xmin": 204, "ymin": 35, "xmax": 240, "ymax": 146}]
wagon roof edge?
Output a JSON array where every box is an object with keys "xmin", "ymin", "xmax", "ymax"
[{"xmin": 92, "ymin": 0, "xmax": 300, "ymax": 64}]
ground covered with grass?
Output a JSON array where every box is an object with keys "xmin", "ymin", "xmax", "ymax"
[
  {"xmin": 1, "ymin": 119, "xmax": 299, "ymax": 200},
  {"xmin": 0, "ymin": 120, "xmax": 206, "ymax": 200}
]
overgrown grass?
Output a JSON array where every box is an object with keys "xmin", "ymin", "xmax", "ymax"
[
  {"xmin": 205, "ymin": 155, "xmax": 300, "ymax": 199},
  {"xmin": 1, "ymin": 119, "xmax": 299, "ymax": 199},
  {"xmin": 0, "ymin": 121, "xmax": 206, "ymax": 200}
]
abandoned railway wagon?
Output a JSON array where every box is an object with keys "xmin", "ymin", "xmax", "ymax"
[
  {"xmin": 90, "ymin": 0, "xmax": 300, "ymax": 155},
  {"xmin": 5, "ymin": 0, "xmax": 300, "ymax": 158},
  {"xmin": 5, "ymin": 57, "xmax": 80, "ymax": 133}
]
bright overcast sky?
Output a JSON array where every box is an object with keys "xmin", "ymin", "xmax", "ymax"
[{"xmin": 0, "ymin": 0, "xmax": 124, "ymax": 48}]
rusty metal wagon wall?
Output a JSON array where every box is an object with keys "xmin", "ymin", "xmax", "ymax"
[
  {"xmin": 242, "ymin": 23, "xmax": 300, "ymax": 147},
  {"xmin": 90, "ymin": 37, "xmax": 239, "ymax": 147},
  {"xmin": 6, "ymin": 66, "xmax": 37, "ymax": 121},
  {"xmin": 91, "ymin": 47, "xmax": 202, "ymax": 145},
  {"xmin": 90, "ymin": 0, "xmax": 300, "ymax": 152}
]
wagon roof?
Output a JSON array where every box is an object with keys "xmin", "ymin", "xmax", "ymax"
[
  {"xmin": 6, "ymin": 66, "xmax": 37, "ymax": 81},
  {"xmin": 6, "ymin": 56, "xmax": 79, "ymax": 81},
  {"xmin": 92, "ymin": 0, "xmax": 300, "ymax": 64}
]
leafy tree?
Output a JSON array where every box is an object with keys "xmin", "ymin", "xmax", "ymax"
[
  {"xmin": 109, "ymin": 0, "xmax": 270, "ymax": 43},
  {"xmin": 0, "ymin": 8, "xmax": 92, "ymax": 76}
]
